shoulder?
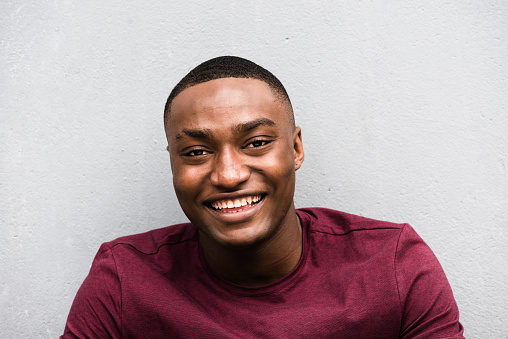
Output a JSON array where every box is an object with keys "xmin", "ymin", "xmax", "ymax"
[
  {"xmin": 297, "ymin": 207, "xmax": 404, "ymax": 235},
  {"xmin": 103, "ymin": 222, "xmax": 197, "ymax": 254},
  {"xmin": 297, "ymin": 208, "xmax": 464, "ymax": 336}
]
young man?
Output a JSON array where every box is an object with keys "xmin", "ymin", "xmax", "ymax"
[{"xmin": 61, "ymin": 56, "xmax": 464, "ymax": 338}]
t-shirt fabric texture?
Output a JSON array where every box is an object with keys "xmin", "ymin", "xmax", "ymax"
[{"xmin": 61, "ymin": 207, "xmax": 464, "ymax": 338}]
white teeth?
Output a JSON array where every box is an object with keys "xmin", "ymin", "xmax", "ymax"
[{"xmin": 211, "ymin": 195, "xmax": 263, "ymax": 211}]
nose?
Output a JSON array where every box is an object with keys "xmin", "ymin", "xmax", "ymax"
[{"xmin": 210, "ymin": 149, "xmax": 250, "ymax": 189}]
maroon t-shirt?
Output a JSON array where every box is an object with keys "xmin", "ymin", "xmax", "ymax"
[{"xmin": 61, "ymin": 208, "xmax": 464, "ymax": 338}]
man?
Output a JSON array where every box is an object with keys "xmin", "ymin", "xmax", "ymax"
[{"xmin": 61, "ymin": 56, "xmax": 464, "ymax": 338}]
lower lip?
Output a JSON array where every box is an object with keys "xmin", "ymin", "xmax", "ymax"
[{"xmin": 207, "ymin": 198, "xmax": 264, "ymax": 224}]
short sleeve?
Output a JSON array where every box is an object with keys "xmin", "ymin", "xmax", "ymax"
[
  {"xmin": 60, "ymin": 244, "xmax": 122, "ymax": 339},
  {"xmin": 396, "ymin": 224, "xmax": 464, "ymax": 338}
]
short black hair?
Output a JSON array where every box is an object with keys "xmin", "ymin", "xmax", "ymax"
[{"xmin": 164, "ymin": 56, "xmax": 292, "ymax": 126}]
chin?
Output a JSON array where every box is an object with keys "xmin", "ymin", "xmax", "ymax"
[{"xmin": 208, "ymin": 224, "xmax": 273, "ymax": 250}]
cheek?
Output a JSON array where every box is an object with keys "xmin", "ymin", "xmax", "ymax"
[
  {"xmin": 172, "ymin": 164, "xmax": 208, "ymax": 198},
  {"xmin": 259, "ymin": 147, "xmax": 296, "ymax": 183}
]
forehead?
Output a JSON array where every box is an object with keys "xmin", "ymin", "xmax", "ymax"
[{"xmin": 166, "ymin": 78, "xmax": 292, "ymax": 136}]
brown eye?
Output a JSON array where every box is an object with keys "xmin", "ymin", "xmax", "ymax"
[
  {"xmin": 185, "ymin": 149, "xmax": 208, "ymax": 156},
  {"xmin": 247, "ymin": 140, "xmax": 270, "ymax": 148}
]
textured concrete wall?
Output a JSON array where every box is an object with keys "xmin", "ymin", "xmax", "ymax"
[{"xmin": 1, "ymin": 1, "xmax": 507, "ymax": 337}]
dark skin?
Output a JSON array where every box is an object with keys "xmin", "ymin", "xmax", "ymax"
[{"xmin": 165, "ymin": 78, "xmax": 304, "ymax": 286}]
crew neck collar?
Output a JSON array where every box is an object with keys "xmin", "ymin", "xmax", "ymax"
[{"xmin": 198, "ymin": 210, "xmax": 311, "ymax": 296}]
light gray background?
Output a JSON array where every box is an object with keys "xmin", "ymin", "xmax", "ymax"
[{"xmin": 1, "ymin": 1, "xmax": 507, "ymax": 338}]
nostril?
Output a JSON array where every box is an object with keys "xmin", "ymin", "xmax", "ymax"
[{"xmin": 210, "ymin": 165, "xmax": 250, "ymax": 188}]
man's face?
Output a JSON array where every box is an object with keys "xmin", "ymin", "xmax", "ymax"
[{"xmin": 165, "ymin": 77, "xmax": 304, "ymax": 249}]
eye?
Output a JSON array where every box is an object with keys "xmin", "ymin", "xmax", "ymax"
[
  {"xmin": 246, "ymin": 139, "xmax": 271, "ymax": 148},
  {"xmin": 184, "ymin": 149, "xmax": 210, "ymax": 157}
]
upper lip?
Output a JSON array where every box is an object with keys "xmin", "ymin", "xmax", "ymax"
[{"xmin": 203, "ymin": 191, "xmax": 266, "ymax": 206}]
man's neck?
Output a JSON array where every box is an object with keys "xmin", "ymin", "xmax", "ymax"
[{"xmin": 199, "ymin": 210, "xmax": 303, "ymax": 287}]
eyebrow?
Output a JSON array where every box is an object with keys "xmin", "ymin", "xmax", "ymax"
[
  {"xmin": 233, "ymin": 118, "xmax": 276, "ymax": 134},
  {"xmin": 174, "ymin": 128, "xmax": 213, "ymax": 141},
  {"xmin": 174, "ymin": 118, "xmax": 276, "ymax": 142}
]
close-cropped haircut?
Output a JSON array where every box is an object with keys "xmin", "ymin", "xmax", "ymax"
[{"xmin": 164, "ymin": 56, "xmax": 293, "ymax": 126}]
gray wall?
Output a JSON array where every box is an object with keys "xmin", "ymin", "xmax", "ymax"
[{"xmin": 1, "ymin": 1, "xmax": 507, "ymax": 338}]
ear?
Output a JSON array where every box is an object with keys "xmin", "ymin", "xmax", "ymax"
[
  {"xmin": 166, "ymin": 145, "xmax": 175, "ymax": 172},
  {"xmin": 293, "ymin": 126, "xmax": 304, "ymax": 170}
]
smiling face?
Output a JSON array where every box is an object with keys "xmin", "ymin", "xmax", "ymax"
[{"xmin": 165, "ymin": 77, "xmax": 304, "ymax": 250}]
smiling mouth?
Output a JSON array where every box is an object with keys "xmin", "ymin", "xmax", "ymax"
[{"xmin": 209, "ymin": 195, "xmax": 264, "ymax": 213}]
